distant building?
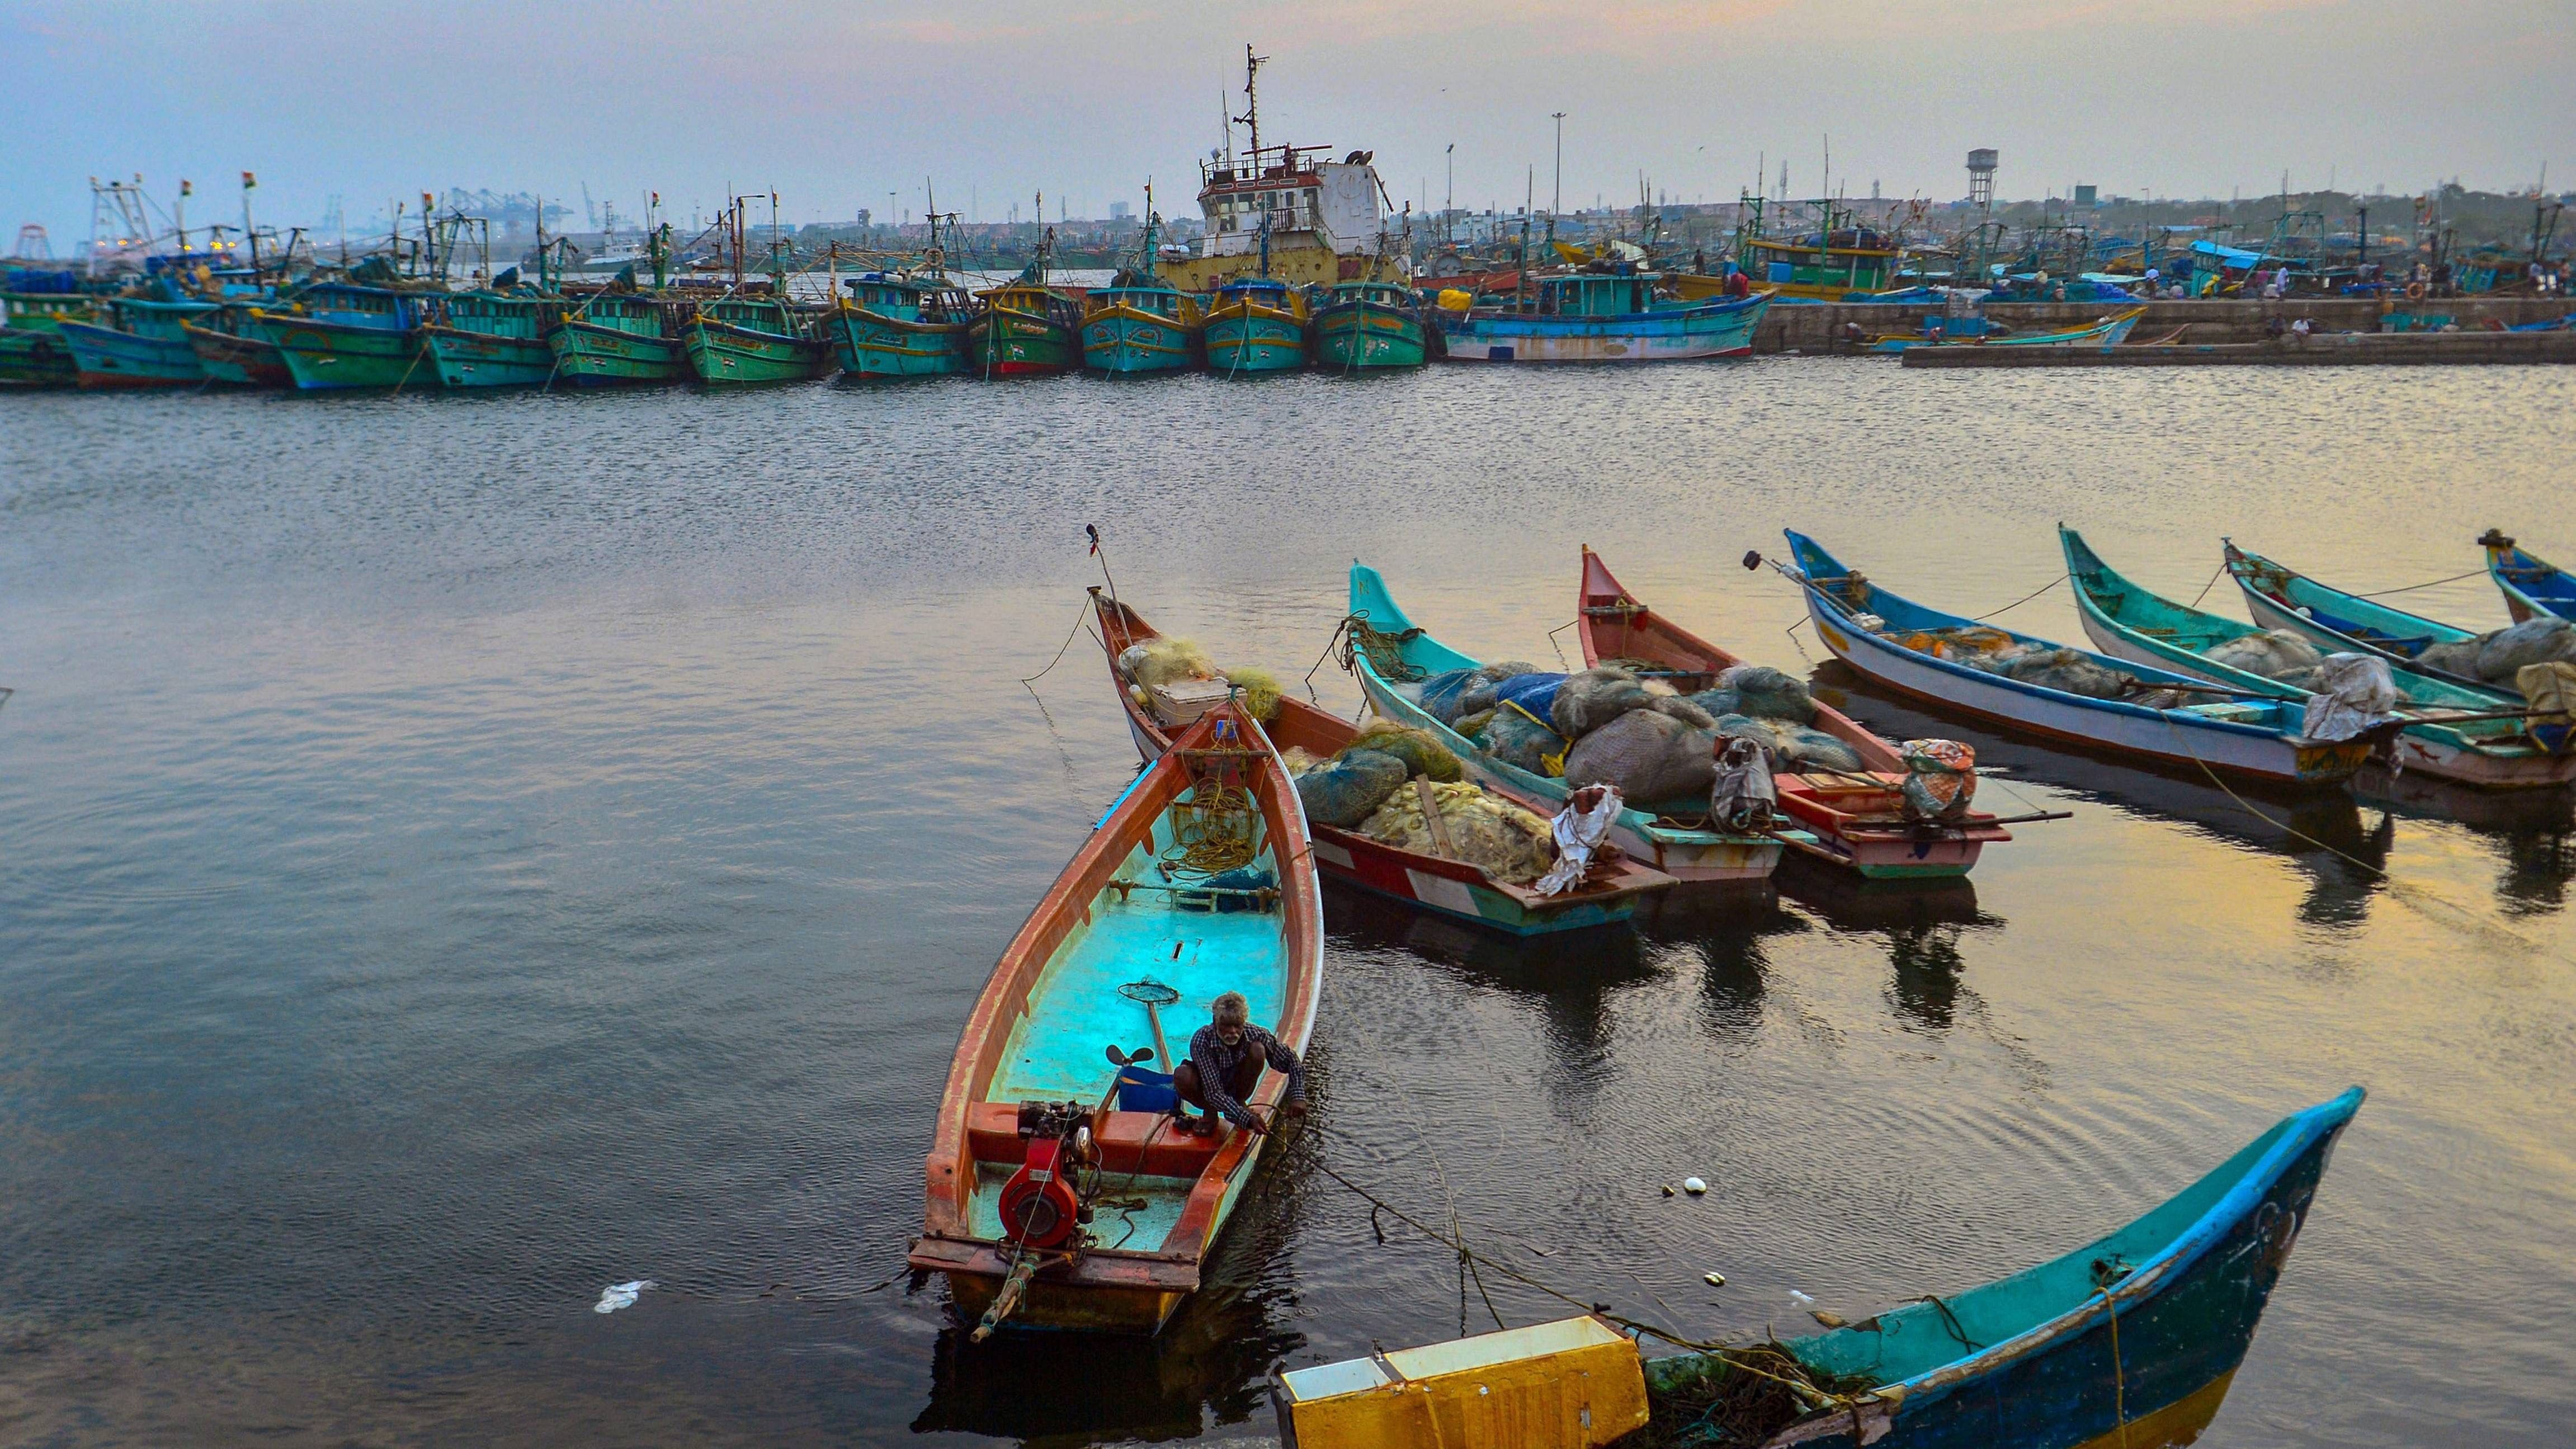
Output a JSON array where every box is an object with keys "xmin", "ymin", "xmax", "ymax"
[
  {"xmin": 856, "ymin": 208, "xmax": 871, "ymax": 229},
  {"xmin": 2073, "ymin": 185, "xmax": 2097, "ymax": 209},
  {"xmin": 1108, "ymin": 201, "xmax": 1133, "ymax": 220}
]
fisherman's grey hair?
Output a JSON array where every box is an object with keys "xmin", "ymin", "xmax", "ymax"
[{"xmin": 1211, "ymin": 991, "xmax": 1250, "ymax": 1027}]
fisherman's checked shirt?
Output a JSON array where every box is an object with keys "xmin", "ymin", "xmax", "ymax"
[{"xmin": 1187, "ymin": 1022, "xmax": 1306, "ymax": 1129}]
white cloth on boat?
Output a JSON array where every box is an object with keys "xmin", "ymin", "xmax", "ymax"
[
  {"xmin": 2301, "ymin": 653, "xmax": 2401, "ymax": 742},
  {"xmin": 1535, "ymin": 786, "xmax": 1623, "ymax": 896}
]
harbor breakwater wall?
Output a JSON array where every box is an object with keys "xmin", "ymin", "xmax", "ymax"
[{"xmin": 1755, "ymin": 296, "xmax": 2576, "ymax": 354}]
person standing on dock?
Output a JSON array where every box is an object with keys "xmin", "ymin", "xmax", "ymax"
[{"xmin": 1172, "ymin": 991, "xmax": 1308, "ymax": 1138}]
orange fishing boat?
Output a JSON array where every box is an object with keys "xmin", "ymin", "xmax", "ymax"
[
  {"xmin": 907, "ymin": 698, "xmax": 1322, "ymax": 1336},
  {"xmin": 1091, "ymin": 589, "xmax": 1673, "ymax": 934},
  {"xmin": 1578, "ymin": 547, "xmax": 2016, "ymax": 880}
]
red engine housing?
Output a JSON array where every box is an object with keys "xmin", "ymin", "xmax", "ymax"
[{"xmin": 997, "ymin": 1129, "xmax": 1084, "ymax": 1250}]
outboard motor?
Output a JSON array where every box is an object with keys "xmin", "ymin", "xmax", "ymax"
[{"xmin": 996, "ymin": 1099, "xmax": 1095, "ymax": 1252}]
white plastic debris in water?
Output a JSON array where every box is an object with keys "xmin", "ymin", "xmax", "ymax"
[
  {"xmin": 1789, "ymin": 1289, "xmax": 1815, "ymax": 1305},
  {"xmin": 595, "ymin": 1280, "xmax": 655, "ymax": 1314},
  {"xmin": 1704, "ymin": 1272, "xmax": 1726, "ymax": 1287},
  {"xmin": 1682, "ymin": 1176, "xmax": 1707, "ymax": 1195}
]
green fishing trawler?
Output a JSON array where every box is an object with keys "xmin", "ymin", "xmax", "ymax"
[
  {"xmin": 1310, "ymin": 280, "xmax": 1427, "ymax": 370},
  {"xmin": 682, "ymin": 295, "xmax": 829, "ymax": 385},
  {"xmin": 966, "ymin": 226, "xmax": 1082, "ymax": 377},
  {"xmin": 421, "ymin": 269, "xmax": 567, "ymax": 388},
  {"xmin": 551, "ymin": 294, "xmax": 686, "ymax": 385},
  {"xmin": 829, "ymin": 273, "xmax": 974, "ymax": 377},
  {"xmin": 0, "ymin": 289, "xmax": 94, "ymax": 387},
  {"xmin": 183, "ymin": 301, "xmax": 291, "ymax": 386}
]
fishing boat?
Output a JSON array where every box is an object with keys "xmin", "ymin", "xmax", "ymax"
[
  {"xmin": 907, "ymin": 699, "xmax": 1322, "ymax": 1335},
  {"xmin": 1433, "ymin": 272, "xmax": 1768, "ymax": 364},
  {"xmin": 1728, "ymin": 220, "xmax": 1907, "ymax": 302},
  {"xmin": 1643, "ymin": 1087, "xmax": 2364, "ymax": 1449},
  {"xmin": 1157, "ymin": 49, "xmax": 1405, "ymax": 294},
  {"xmin": 182, "ymin": 302, "xmax": 291, "ymax": 386},
  {"xmin": 966, "ymin": 240, "xmax": 1084, "ymax": 378},
  {"xmin": 681, "ymin": 294, "xmax": 830, "ymax": 385},
  {"xmin": 1091, "ymin": 589, "xmax": 1672, "ymax": 933},
  {"xmin": 1081, "ymin": 282, "xmax": 1202, "ymax": 375},
  {"xmin": 421, "ymin": 284, "xmax": 568, "ymax": 388},
  {"xmin": 2220, "ymin": 541, "xmax": 2504, "ymax": 695},
  {"xmin": 1346, "ymin": 564, "xmax": 1787, "ymax": 884},
  {"xmin": 1777, "ymin": 532, "xmax": 2372, "ymax": 787},
  {"xmin": 548, "ymin": 294, "xmax": 687, "ymax": 386},
  {"xmin": 831, "ymin": 271, "xmax": 976, "ymax": 377},
  {"xmin": 59, "ymin": 296, "xmax": 217, "ymax": 388},
  {"xmin": 0, "ymin": 289, "xmax": 96, "ymax": 387},
  {"xmin": 1202, "ymin": 278, "xmax": 1308, "ymax": 372},
  {"xmin": 253, "ymin": 281, "xmax": 437, "ymax": 391},
  {"xmin": 2479, "ymin": 530, "xmax": 2576, "ymax": 624},
  {"xmin": 1872, "ymin": 308, "xmax": 2143, "ymax": 355},
  {"xmin": 1578, "ymin": 549, "xmax": 2015, "ymax": 878},
  {"xmin": 1310, "ymin": 281, "xmax": 1427, "ymax": 370},
  {"xmin": 2064, "ymin": 528, "xmax": 2574, "ymax": 789}
]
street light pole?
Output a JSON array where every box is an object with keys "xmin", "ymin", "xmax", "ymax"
[
  {"xmin": 1550, "ymin": 112, "xmax": 1566, "ymax": 219},
  {"xmin": 1445, "ymin": 143, "xmax": 1455, "ymax": 244}
]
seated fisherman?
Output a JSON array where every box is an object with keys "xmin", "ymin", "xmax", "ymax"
[{"xmin": 1172, "ymin": 990, "xmax": 1306, "ymax": 1138}]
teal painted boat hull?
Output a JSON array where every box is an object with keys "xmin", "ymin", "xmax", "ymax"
[
  {"xmin": 257, "ymin": 315, "xmax": 428, "ymax": 391},
  {"xmin": 829, "ymin": 308, "xmax": 969, "ymax": 377},
  {"xmin": 685, "ymin": 319, "xmax": 828, "ymax": 385},
  {"xmin": 1645, "ymin": 1089, "xmax": 2363, "ymax": 1449},
  {"xmin": 1081, "ymin": 313, "xmax": 1197, "ymax": 374},
  {"xmin": 1204, "ymin": 315, "xmax": 1305, "ymax": 372},
  {"xmin": 2065, "ymin": 528, "xmax": 2574, "ymax": 787},
  {"xmin": 423, "ymin": 327, "xmax": 557, "ymax": 388},
  {"xmin": 0, "ymin": 327, "xmax": 79, "ymax": 387},
  {"xmin": 2221, "ymin": 541, "xmax": 2502, "ymax": 695},
  {"xmin": 2485, "ymin": 540, "xmax": 2576, "ymax": 624},
  {"xmin": 1311, "ymin": 299, "xmax": 1427, "ymax": 369},
  {"xmin": 548, "ymin": 317, "xmax": 685, "ymax": 386},
  {"xmin": 60, "ymin": 320, "xmax": 207, "ymax": 388},
  {"xmin": 1344, "ymin": 563, "xmax": 1787, "ymax": 884}
]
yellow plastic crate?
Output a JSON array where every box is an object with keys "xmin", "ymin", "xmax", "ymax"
[{"xmin": 1271, "ymin": 1315, "xmax": 1648, "ymax": 1449}]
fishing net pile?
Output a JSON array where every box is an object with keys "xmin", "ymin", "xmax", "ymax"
[
  {"xmin": 2204, "ymin": 629, "xmax": 2327, "ymax": 688},
  {"xmin": 1634, "ymin": 1344, "xmax": 1883, "ymax": 1449},
  {"xmin": 1282, "ymin": 729, "xmax": 1556, "ymax": 881},
  {"xmin": 1887, "ymin": 625, "xmax": 2145, "ymax": 701},
  {"xmin": 2412, "ymin": 617, "xmax": 2576, "ymax": 690},
  {"xmin": 1408, "ymin": 658, "xmax": 1865, "ymax": 810},
  {"xmin": 1115, "ymin": 637, "xmax": 1284, "ymax": 722}
]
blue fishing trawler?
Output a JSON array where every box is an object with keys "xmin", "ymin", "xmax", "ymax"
[
  {"xmin": 59, "ymin": 295, "xmax": 218, "ymax": 388},
  {"xmin": 1435, "ymin": 270, "xmax": 1769, "ymax": 362}
]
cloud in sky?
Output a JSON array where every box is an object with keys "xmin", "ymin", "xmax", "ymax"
[{"xmin": 1, "ymin": 0, "xmax": 2565, "ymax": 240}]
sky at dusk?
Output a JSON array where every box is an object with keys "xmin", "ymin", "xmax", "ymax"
[{"xmin": 3, "ymin": 0, "xmax": 2568, "ymax": 245}]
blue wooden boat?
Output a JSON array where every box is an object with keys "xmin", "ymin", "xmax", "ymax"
[
  {"xmin": 1093, "ymin": 590, "xmax": 1673, "ymax": 934},
  {"xmin": 2063, "ymin": 528, "xmax": 2573, "ymax": 789},
  {"xmin": 1435, "ymin": 272, "xmax": 1768, "ymax": 362},
  {"xmin": 548, "ymin": 294, "xmax": 687, "ymax": 386},
  {"xmin": 1344, "ymin": 563, "xmax": 1789, "ymax": 884},
  {"xmin": 59, "ymin": 297, "xmax": 217, "ymax": 388},
  {"xmin": 907, "ymin": 698, "xmax": 1322, "ymax": 1335},
  {"xmin": 1644, "ymin": 1088, "xmax": 2364, "ymax": 1449},
  {"xmin": 829, "ymin": 272, "xmax": 975, "ymax": 377},
  {"xmin": 2220, "ymin": 540, "xmax": 2506, "ymax": 697},
  {"xmin": 1780, "ymin": 532, "xmax": 2371, "ymax": 787},
  {"xmin": 2480, "ymin": 531, "xmax": 2576, "ymax": 624},
  {"xmin": 1202, "ymin": 279, "xmax": 1308, "ymax": 372},
  {"xmin": 1081, "ymin": 284, "xmax": 1202, "ymax": 375},
  {"xmin": 1871, "ymin": 308, "xmax": 2143, "ymax": 355}
]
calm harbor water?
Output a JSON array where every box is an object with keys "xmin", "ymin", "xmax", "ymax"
[{"xmin": 2, "ymin": 363, "xmax": 2571, "ymax": 1446}]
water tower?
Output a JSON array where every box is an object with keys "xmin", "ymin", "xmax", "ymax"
[{"xmin": 1968, "ymin": 149, "xmax": 1999, "ymax": 210}]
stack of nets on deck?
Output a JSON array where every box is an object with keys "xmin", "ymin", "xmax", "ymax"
[
  {"xmin": 2204, "ymin": 629, "xmax": 2327, "ymax": 689},
  {"xmin": 1410, "ymin": 655, "xmax": 1865, "ymax": 812},
  {"xmin": 1282, "ymin": 724, "xmax": 1555, "ymax": 882},
  {"xmin": 1115, "ymin": 636, "xmax": 1285, "ymax": 721},
  {"xmin": 1635, "ymin": 1343, "xmax": 1884, "ymax": 1449},
  {"xmin": 1888, "ymin": 625, "xmax": 2148, "ymax": 701},
  {"xmin": 2413, "ymin": 617, "xmax": 2576, "ymax": 692}
]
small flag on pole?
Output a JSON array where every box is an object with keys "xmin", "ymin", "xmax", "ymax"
[
  {"xmin": 242, "ymin": 171, "xmax": 256, "ymax": 189},
  {"xmin": 1086, "ymin": 525, "xmax": 1101, "ymax": 556}
]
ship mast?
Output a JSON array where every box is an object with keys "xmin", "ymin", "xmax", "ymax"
[{"xmin": 1235, "ymin": 45, "xmax": 1268, "ymax": 171}]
